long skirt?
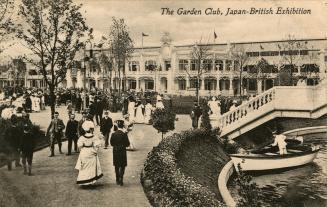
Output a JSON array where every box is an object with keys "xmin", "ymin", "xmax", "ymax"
[{"xmin": 75, "ymin": 148, "xmax": 103, "ymax": 185}]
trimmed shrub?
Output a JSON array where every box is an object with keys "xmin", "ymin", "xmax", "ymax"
[
  {"xmin": 141, "ymin": 129, "xmax": 227, "ymax": 207},
  {"xmin": 151, "ymin": 108, "xmax": 176, "ymax": 139},
  {"xmin": 200, "ymin": 100, "xmax": 212, "ymax": 131}
]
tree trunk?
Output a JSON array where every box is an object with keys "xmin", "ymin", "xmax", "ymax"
[
  {"xmin": 239, "ymin": 70, "xmax": 243, "ymax": 97},
  {"xmin": 196, "ymin": 76, "xmax": 200, "ymax": 104},
  {"xmin": 49, "ymin": 86, "xmax": 56, "ymax": 118}
]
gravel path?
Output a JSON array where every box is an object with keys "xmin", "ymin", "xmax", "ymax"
[{"xmin": 0, "ymin": 107, "xmax": 191, "ymax": 207}]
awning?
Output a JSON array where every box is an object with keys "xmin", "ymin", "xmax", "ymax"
[
  {"xmin": 139, "ymin": 76, "xmax": 153, "ymax": 80},
  {"xmin": 175, "ymin": 76, "xmax": 186, "ymax": 80}
]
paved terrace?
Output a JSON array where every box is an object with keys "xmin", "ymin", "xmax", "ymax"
[{"xmin": 0, "ymin": 106, "xmax": 191, "ymax": 207}]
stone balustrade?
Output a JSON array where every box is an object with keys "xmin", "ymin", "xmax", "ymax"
[
  {"xmin": 217, "ymin": 83, "xmax": 327, "ymax": 139},
  {"xmin": 219, "ymin": 87, "xmax": 276, "ymax": 129}
]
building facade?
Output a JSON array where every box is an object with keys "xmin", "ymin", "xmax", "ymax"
[
  {"xmin": 71, "ymin": 33, "xmax": 327, "ymax": 96},
  {"xmin": 4, "ymin": 33, "xmax": 327, "ymax": 96}
]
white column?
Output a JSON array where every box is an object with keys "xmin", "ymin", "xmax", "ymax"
[
  {"xmin": 216, "ymin": 78, "xmax": 220, "ymax": 95},
  {"xmin": 200, "ymin": 77, "xmax": 205, "ymax": 90},
  {"xmin": 228, "ymin": 77, "xmax": 233, "ymax": 96},
  {"xmin": 257, "ymin": 79, "xmax": 262, "ymax": 94},
  {"xmin": 186, "ymin": 76, "xmax": 190, "ymax": 89},
  {"xmin": 66, "ymin": 68, "xmax": 73, "ymax": 88},
  {"xmin": 136, "ymin": 78, "xmax": 139, "ymax": 91},
  {"xmin": 76, "ymin": 69, "xmax": 83, "ymax": 88},
  {"xmin": 319, "ymin": 49, "xmax": 327, "ymax": 81},
  {"xmin": 223, "ymin": 60, "xmax": 226, "ymax": 72}
]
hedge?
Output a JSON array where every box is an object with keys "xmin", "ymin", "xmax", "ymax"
[
  {"xmin": 0, "ymin": 118, "xmax": 48, "ymax": 167},
  {"xmin": 141, "ymin": 129, "xmax": 227, "ymax": 207}
]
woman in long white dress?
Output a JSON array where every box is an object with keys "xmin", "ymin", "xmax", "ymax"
[
  {"xmin": 127, "ymin": 97, "xmax": 136, "ymax": 122},
  {"xmin": 34, "ymin": 96, "xmax": 41, "ymax": 112},
  {"xmin": 144, "ymin": 99, "xmax": 154, "ymax": 124},
  {"xmin": 208, "ymin": 97, "xmax": 221, "ymax": 117},
  {"xmin": 134, "ymin": 100, "xmax": 144, "ymax": 123},
  {"xmin": 30, "ymin": 95, "xmax": 35, "ymax": 112},
  {"xmin": 75, "ymin": 121, "xmax": 103, "ymax": 186}
]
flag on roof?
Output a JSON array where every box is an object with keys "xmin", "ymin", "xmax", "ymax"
[{"xmin": 142, "ymin": 33, "xmax": 149, "ymax": 37}]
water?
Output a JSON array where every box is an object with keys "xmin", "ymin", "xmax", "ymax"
[{"xmin": 228, "ymin": 132, "xmax": 327, "ymax": 207}]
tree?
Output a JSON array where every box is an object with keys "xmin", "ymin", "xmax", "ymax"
[
  {"xmin": 277, "ymin": 35, "xmax": 307, "ymax": 86},
  {"xmin": 200, "ymin": 99, "xmax": 212, "ymax": 131},
  {"xmin": 15, "ymin": 0, "xmax": 91, "ymax": 117},
  {"xmin": 0, "ymin": 0, "xmax": 14, "ymax": 53},
  {"xmin": 100, "ymin": 17, "xmax": 134, "ymax": 94},
  {"xmin": 98, "ymin": 52, "xmax": 113, "ymax": 91},
  {"xmin": 151, "ymin": 108, "xmax": 176, "ymax": 140},
  {"xmin": 230, "ymin": 45, "xmax": 249, "ymax": 97},
  {"xmin": 12, "ymin": 57, "xmax": 27, "ymax": 91},
  {"xmin": 186, "ymin": 39, "xmax": 212, "ymax": 104}
]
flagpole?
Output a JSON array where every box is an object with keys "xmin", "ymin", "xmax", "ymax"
[{"xmin": 142, "ymin": 33, "xmax": 144, "ymax": 54}]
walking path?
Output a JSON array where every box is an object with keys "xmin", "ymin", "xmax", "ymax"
[{"xmin": 0, "ymin": 107, "xmax": 191, "ymax": 207}]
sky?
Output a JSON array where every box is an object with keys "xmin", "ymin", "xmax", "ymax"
[
  {"xmin": 76, "ymin": 0, "xmax": 327, "ymax": 47},
  {"xmin": 1, "ymin": 0, "xmax": 327, "ymax": 60}
]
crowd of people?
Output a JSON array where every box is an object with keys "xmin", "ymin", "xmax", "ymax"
[{"xmin": 1, "ymin": 84, "xmax": 254, "ymax": 187}]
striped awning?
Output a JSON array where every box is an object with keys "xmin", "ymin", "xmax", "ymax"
[
  {"xmin": 175, "ymin": 76, "xmax": 186, "ymax": 80},
  {"xmin": 139, "ymin": 76, "xmax": 153, "ymax": 80}
]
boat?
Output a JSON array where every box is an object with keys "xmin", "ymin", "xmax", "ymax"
[{"xmin": 230, "ymin": 145, "xmax": 321, "ymax": 171}]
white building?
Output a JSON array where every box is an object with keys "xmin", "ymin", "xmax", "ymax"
[{"xmin": 6, "ymin": 33, "xmax": 327, "ymax": 96}]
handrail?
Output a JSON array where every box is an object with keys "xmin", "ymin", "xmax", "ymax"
[{"xmin": 218, "ymin": 87, "xmax": 276, "ymax": 129}]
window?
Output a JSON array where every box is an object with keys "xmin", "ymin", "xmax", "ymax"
[
  {"xmin": 234, "ymin": 60, "xmax": 240, "ymax": 71},
  {"xmin": 260, "ymin": 51, "xmax": 279, "ymax": 56},
  {"xmin": 179, "ymin": 59, "xmax": 188, "ymax": 71},
  {"xmin": 280, "ymin": 50, "xmax": 299, "ymax": 56},
  {"xmin": 248, "ymin": 79, "xmax": 257, "ymax": 91},
  {"xmin": 215, "ymin": 60, "xmax": 223, "ymax": 70},
  {"xmin": 129, "ymin": 61, "xmax": 139, "ymax": 71},
  {"xmin": 165, "ymin": 61, "xmax": 171, "ymax": 71},
  {"xmin": 178, "ymin": 79, "xmax": 186, "ymax": 90},
  {"xmin": 189, "ymin": 79, "xmax": 201, "ymax": 88},
  {"xmin": 145, "ymin": 80, "xmax": 154, "ymax": 90},
  {"xmin": 246, "ymin": 52, "xmax": 260, "ymax": 57},
  {"xmin": 225, "ymin": 60, "xmax": 232, "ymax": 71},
  {"xmin": 204, "ymin": 79, "xmax": 216, "ymax": 90},
  {"xmin": 145, "ymin": 60, "xmax": 156, "ymax": 71},
  {"xmin": 191, "ymin": 60, "xmax": 199, "ymax": 71},
  {"xmin": 203, "ymin": 59, "xmax": 212, "ymax": 71},
  {"xmin": 128, "ymin": 80, "xmax": 136, "ymax": 89}
]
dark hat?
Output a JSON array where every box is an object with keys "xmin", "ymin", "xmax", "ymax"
[{"xmin": 116, "ymin": 120, "xmax": 125, "ymax": 128}]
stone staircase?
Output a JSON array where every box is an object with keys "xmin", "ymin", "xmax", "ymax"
[{"xmin": 214, "ymin": 82, "xmax": 327, "ymax": 139}]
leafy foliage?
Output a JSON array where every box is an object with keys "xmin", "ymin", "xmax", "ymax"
[
  {"xmin": 235, "ymin": 164, "xmax": 264, "ymax": 207},
  {"xmin": 15, "ymin": 0, "xmax": 90, "ymax": 117},
  {"xmin": 0, "ymin": 0, "xmax": 15, "ymax": 53},
  {"xmin": 200, "ymin": 99, "xmax": 212, "ymax": 131},
  {"xmin": 141, "ymin": 129, "xmax": 226, "ymax": 207},
  {"xmin": 151, "ymin": 108, "xmax": 176, "ymax": 139},
  {"xmin": 99, "ymin": 17, "xmax": 134, "ymax": 92}
]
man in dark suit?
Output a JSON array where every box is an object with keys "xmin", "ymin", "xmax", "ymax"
[
  {"xmin": 95, "ymin": 98, "xmax": 104, "ymax": 126},
  {"xmin": 110, "ymin": 120, "xmax": 130, "ymax": 186},
  {"xmin": 191, "ymin": 102, "xmax": 202, "ymax": 129},
  {"xmin": 100, "ymin": 111, "xmax": 113, "ymax": 149},
  {"xmin": 77, "ymin": 111, "xmax": 87, "ymax": 137},
  {"xmin": 46, "ymin": 111, "xmax": 65, "ymax": 157},
  {"xmin": 65, "ymin": 113, "xmax": 79, "ymax": 155}
]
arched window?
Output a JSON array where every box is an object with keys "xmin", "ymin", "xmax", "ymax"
[
  {"xmin": 145, "ymin": 60, "xmax": 157, "ymax": 71},
  {"xmin": 179, "ymin": 59, "xmax": 188, "ymax": 71},
  {"xmin": 129, "ymin": 61, "xmax": 139, "ymax": 71}
]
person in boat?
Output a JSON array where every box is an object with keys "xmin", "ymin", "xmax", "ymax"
[{"xmin": 272, "ymin": 130, "xmax": 287, "ymax": 155}]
